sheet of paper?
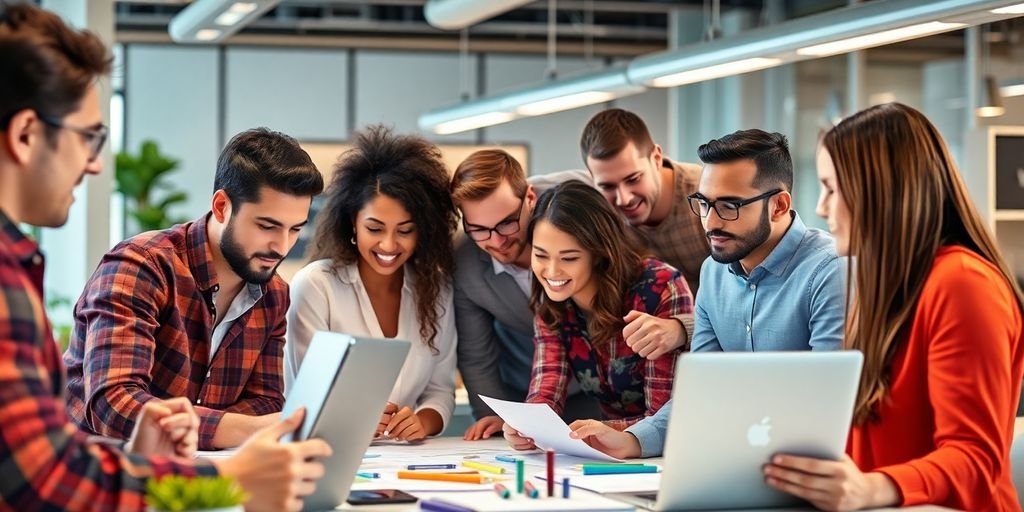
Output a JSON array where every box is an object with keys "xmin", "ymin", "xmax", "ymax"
[
  {"xmin": 536, "ymin": 470, "xmax": 661, "ymax": 494},
  {"xmin": 480, "ymin": 396, "xmax": 622, "ymax": 462},
  {"xmin": 195, "ymin": 449, "xmax": 237, "ymax": 460},
  {"xmin": 412, "ymin": 490, "xmax": 634, "ymax": 511}
]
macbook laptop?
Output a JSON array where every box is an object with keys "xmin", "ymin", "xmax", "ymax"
[
  {"xmin": 281, "ymin": 331, "xmax": 411, "ymax": 512},
  {"xmin": 611, "ymin": 351, "xmax": 863, "ymax": 510}
]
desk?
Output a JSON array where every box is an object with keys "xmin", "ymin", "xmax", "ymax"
[{"xmin": 336, "ymin": 438, "xmax": 956, "ymax": 512}]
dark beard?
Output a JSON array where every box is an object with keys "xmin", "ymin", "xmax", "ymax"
[
  {"xmin": 220, "ymin": 217, "xmax": 282, "ymax": 284},
  {"xmin": 707, "ymin": 204, "xmax": 771, "ymax": 264}
]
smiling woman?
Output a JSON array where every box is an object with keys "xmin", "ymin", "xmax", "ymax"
[{"xmin": 284, "ymin": 124, "xmax": 459, "ymax": 441}]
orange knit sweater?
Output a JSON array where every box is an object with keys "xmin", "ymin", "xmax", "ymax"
[{"xmin": 848, "ymin": 246, "xmax": 1024, "ymax": 511}]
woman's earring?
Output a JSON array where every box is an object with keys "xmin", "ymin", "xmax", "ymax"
[{"xmin": 350, "ymin": 236, "xmax": 356, "ymax": 245}]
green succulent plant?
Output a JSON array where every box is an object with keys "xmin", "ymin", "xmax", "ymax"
[
  {"xmin": 115, "ymin": 140, "xmax": 189, "ymax": 233},
  {"xmin": 145, "ymin": 475, "xmax": 247, "ymax": 511}
]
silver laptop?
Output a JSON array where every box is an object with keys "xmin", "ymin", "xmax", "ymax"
[
  {"xmin": 611, "ymin": 351, "xmax": 863, "ymax": 510},
  {"xmin": 281, "ymin": 331, "xmax": 411, "ymax": 512}
]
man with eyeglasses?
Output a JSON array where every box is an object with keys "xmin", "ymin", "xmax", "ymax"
[
  {"xmin": 0, "ymin": 4, "xmax": 330, "ymax": 510},
  {"xmin": 450, "ymin": 149, "xmax": 599, "ymax": 441},
  {"xmin": 567, "ymin": 129, "xmax": 846, "ymax": 459}
]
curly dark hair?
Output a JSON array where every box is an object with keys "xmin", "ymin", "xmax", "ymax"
[{"xmin": 308, "ymin": 125, "xmax": 457, "ymax": 351}]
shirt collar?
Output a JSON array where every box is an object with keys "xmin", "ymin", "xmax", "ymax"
[
  {"xmin": 0, "ymin": 209, "xmax": 40, "ymax": 266},
  {"xmin": 727, "ymin": 211, "xmax": 807, "ymax": 279},
  {"xmin": 187, "ymin": 213, "xmax": 220, "ymax": 293},
  {"xmin": 492, "ymin": 257, "xmax": 529, "ymax": 277}
]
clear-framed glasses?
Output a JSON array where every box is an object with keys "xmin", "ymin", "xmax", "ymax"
[
  {"xmin": 463, "ymin": 197, "xmax": 526, "ymax": 242},
  {"xmin": 687, "ymin": 188, "xmax": 783, "ymax": 221},
  {"xmin": 37, "ymin": 113, "xmax": 109, "ymax": 163}
]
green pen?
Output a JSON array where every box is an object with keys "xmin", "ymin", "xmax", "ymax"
[{"xmin": 516, "ymin": 459, "xmax": 525, "ymax": 494}]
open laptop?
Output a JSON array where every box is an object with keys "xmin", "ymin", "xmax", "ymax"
[
  {"xmin": 611, "ymin": 351, "xmax": 863, "ymax": 510},
  {"xmin": 281, "ymin": 331, "xmax": 411, "ymax": 512}
]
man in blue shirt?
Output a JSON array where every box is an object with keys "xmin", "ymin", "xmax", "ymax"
[{"xmin": 567, "ymin": 129, "xmax": 845, "ymax": 458}]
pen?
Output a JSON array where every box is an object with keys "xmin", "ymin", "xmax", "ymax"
[
  {"xmin": 356, "ymin": 471, "xmax": 380, "ymax": 479},
  {"xmin": 495, "ymin": 455, "xmax": 521, "ymax": 463},
  {"xmin": 418, "ymin": 498, "xmax": 475, "ymax": 512},
  {"xmin": 397, "ymin": 471, "xmax": 491, "ymax": 484},
  {"xmin": 562, "ymin": 477, "xmax": 570, "ymax": 498},
  {"xmin": 523, "ymin": 480, "xmax": 540, "ymax": 498},
  {"xmin": 407, "ymin": 464, "xmax": 457, "ymax": 470},
  {"xmin": 516, "ymin": 460, "xmax": 524, "ymax": 494},
  {"xmin": 581, "ymin": 465, "xmax": 659, "ymax": 475},
  {"xmin": 462, "ymin": 460, "xmax": 506, "ymax": 474},
  {"xmin": 493, "ymin": 482, "xmax": 511, "ymax": 499}
]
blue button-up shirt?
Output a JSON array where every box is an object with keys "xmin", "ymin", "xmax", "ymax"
[{"xmin": 625, "ymin": 212, "xmax": 846, "ymax": 456}]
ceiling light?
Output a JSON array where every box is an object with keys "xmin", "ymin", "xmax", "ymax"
[
  {"xmin": 169, "ymin": 0, "xmax": 279, "ymax": 44},
  {"xmin": 1000, "ymin": 82, "xmax": 1024, "ymax": 97},
  {"xmin": 797, "ymin": 21, "xmax": 965, "ymax": 57},
  {"xmin": 433, "ymin": 112, "xmax": 516, "ymax": 135},
  {"xmin": 991, "ymin": 3, "xmax": 1024, "ymax": 14},
  {"xmin": 516, "ymin": 91, "xmax": 616, "ymax": 116},
  {"xmin": 194, "ymin": 29, "xmax": 222, "ymax": 41},
  {"xmin": 977, "ymin": 75, "xmax": 1006, "ymax": 117},
  {"xmin": 649, "ymin": 58, "xmax": 782, "ymax": 88}
]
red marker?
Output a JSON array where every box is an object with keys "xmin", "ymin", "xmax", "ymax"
[{"xmin": 546, "ymin": 449, "xmax": 555, "ymax": 497}]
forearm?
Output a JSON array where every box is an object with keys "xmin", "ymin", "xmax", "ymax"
[
  {"xmin": 209, "ymin": 412, "xmax": 277, "ymax": 449},
  {"xmin": 864, "ymin": 472, "xmax": 901, "ymax": 508}
]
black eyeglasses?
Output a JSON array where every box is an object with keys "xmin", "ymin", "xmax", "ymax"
[
  {"xmin": 687, "ymin": 189, "xmax": 782, "ymax": 221},
  {"xmin": 37, "ymin": 113, "xmax": 108, "ymax": 163},
  {"xmin": 463, "ymin": 198, "xmax": 526, "ymax": 242}
]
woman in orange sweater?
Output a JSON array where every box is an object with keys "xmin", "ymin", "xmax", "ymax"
[{"xmin": 765, "ymin": 102, "xmax": 1024, "ymax": 510}]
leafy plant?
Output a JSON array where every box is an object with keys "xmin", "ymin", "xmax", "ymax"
[
  {"xmin": 116, "ymin": 140, "xmax": 189, "ymax": 233},
  {"xmin": 45, "ymin": 292, "xmax": 73, "ymax": 352},
  {"xmin": 145, "ymin": 475, "xmax": 247, "ymax": 511}
]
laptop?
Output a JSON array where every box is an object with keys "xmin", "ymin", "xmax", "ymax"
[
  {"xmin": 281, "ymin": 331, "xmax": 411, "ymax": 512},
  {"xmin": 610, "ymin": 351, "xmax": 863, "ymax": 510}
]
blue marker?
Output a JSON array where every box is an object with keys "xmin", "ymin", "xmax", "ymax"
[
  {"xmin": 407, "ymin": 463, "xmax": 457, "ymax": 470},
  {"xmin": 495, "ymin": 455, "xmax": 521, "ymax": 463},
  {"xmin": 356, "ymin": 471, "xmax": 380, "ymax": 479},
  {"xmin": 562, "ymin": 477, "xmax": 570, "ymax": 498}
]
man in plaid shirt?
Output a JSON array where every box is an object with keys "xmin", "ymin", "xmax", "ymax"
[
  {"xmin": 579, "ymin": 108, "xmax": 711, "ymax": 360},
  {"xmin": 64, "ymin": 127, "xmax": 324, "ymax": 450},
  {"xmin": 0, "ymin": 4, "xmax": 330, "ymax": 510}
]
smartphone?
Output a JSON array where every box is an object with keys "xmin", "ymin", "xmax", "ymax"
[{"xmin": 346, "ymin": 489, "xmax": 419, "ymax": 505}]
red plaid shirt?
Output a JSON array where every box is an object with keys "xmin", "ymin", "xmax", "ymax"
[
  {"xmin": 0, "ymin": 210, "xmax": 214, "ymax": 511},
  {"xmin": 526, "ymin": 258, "xmax": 691, "ymax": 430},
  {"xmin": 64, "ymin": 214, "xmax": 287, "ymax": 449}
]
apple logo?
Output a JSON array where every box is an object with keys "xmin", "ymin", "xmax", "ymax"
[{"xmin": 747, "ymin": 416, "xmax": 772, "ymax": 447}]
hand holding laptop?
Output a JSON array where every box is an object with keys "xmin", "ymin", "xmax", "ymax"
[
  {"xmin": 214, "ymin": 408, "xmax": 333, "ymax": 512},
  {"xmin": 568, "ymin": 419, "xmax": 641, "ymax": 459}
]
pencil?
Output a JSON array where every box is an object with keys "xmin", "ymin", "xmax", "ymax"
[
  {"xmin": 397, "ymin": 471, "xmax": 489, "ymax": 484},
  {"xmin": 462, "ymin": 460, "xmax": 506, "ymax": 474},
  {"xmin": 523, "ymin": 480, "xmax": 540, "ymax": 498}
]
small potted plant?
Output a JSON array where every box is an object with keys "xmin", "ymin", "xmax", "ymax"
[{"xmin": 145, "ymin": 475, "xmax": 247, "ymax": 512}]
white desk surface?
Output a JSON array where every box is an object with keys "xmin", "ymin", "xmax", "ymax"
[{"xmin": 336, "ymin": 437, "xmax": 958, "ymax": 512}]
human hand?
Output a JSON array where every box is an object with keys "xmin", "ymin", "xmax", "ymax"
[{"xmin": 622, "ymin": 310, "xmax": 684, "ymax": 360}]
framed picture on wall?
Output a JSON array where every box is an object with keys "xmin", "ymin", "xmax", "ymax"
[
  {"xmin": 994, "ymin": 135, "xmax": 1024, "ymax": 211},
  {"xmin": 278, "ymin": 141, "xmax": 530, "ymax": 282}
]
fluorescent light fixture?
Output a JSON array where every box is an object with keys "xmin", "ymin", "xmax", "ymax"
[
  {"xmin": 1001, "ymin": 82, "xmax": 1024, "ymax": 97},
  {"xmin": 214, "ymin": 2, "xmax": 258, "ymax": 26},
  {"xmin": 194, "ymin": 29, "xmax": 222, "ymax": 41},
  {"xmin": 169, "ymin": 0, "xmax": 279, "ymax": 43},
  {"xmin": 991, "ymin": 3, "xmax": 1024, "ymax": 13},
  {"xmin": 650, "ymin": 58, "xmax": 782, "ymax": 88},
  {"xmin": 419, "ymin": 67, "xmax": 643, "ymax": 134},
  {"xmin": 797, "ymin": 22, "xmax": 965, "ymax": 57},
  {"xmin": 433, "ymin": 112, "xmax": 516, "ymax": 135},
  {"xmin": 516, "ymin": 91, "xmax": 616, "ymax": 116}
]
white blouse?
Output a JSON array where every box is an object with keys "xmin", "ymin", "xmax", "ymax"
[{"xmin": 285, "ymin": 258, "xmax": 457, "ymax": 430}]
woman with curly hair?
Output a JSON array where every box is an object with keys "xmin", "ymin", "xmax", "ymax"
[
  {"xmin": 285, "ymin": 125, "xmax": 458, "ymax": 440},
  {"xmin": 502, "ymin": 180, "xmax": 693, "ymax": 451}
]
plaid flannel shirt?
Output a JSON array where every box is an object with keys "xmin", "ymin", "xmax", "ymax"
[
  {"xmin": 526, "ymin": 258, "xmax": 691, "ymax": 430},
  {"xmin": 632, "ymin": 158, "xmax": 711, "ymax": 296},
  {"xmin": 0, "ymin": 210, "xmax": 214, "ymax": 511},
  {"xmin": 64, "ymin": 214, "xmax": 287, "ymax": 450}
]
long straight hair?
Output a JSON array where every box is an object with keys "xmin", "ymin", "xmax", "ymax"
[
  {"xmin": 528, "ymin": 180, "xmax": 645, "ymax": 346},
  {"xmin": 822, "ymin": 102, "xmax": 1024, "ymax": 424}
]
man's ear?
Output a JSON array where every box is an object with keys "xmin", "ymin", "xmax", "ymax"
[
  {"xmin": 211, "ymin": 189, "xmax": 232, "ymax": 223},
  {"xmin": 3, "ymin": 109, "xmax": 43, "ymax": 166},
  {"xmin": 772, "ymin": 190, "xmax": 793, "ymax": 221}
]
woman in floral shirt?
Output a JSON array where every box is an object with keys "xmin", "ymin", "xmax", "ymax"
[{"xmin": 503, "ymin": 181, "xmax": 693, "ymax": 450}]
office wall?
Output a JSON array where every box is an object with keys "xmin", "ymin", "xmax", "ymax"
[{"xmin": 122, "ymin": 46, "xmax": 670, "ymax": 228}]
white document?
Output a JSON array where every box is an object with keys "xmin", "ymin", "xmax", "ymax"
[{"xmin": 480, "ymin": 396, "xmax": 622, "ymax": 462}]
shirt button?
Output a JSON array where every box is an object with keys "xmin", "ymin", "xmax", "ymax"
[
  {"xmin": 749, "ymin": 284, "xmax": 756, "ymax": 290},
  {"xmin": 196, "ymin": 398, "xmax": 202, "ymax": 405},
  {"xmin": 31, "ymin": 254, "xmax": 42, "ymax": 265},
  {"xmin": 746, "ymin": 325, "xmax": 751, "ymax": 332}
]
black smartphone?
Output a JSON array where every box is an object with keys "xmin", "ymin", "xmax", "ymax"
[{"xmin": 346, "ymin": 489, "xmax": 419, "ymax": 505}]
